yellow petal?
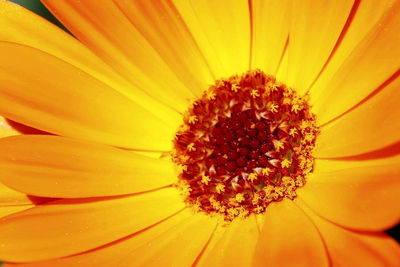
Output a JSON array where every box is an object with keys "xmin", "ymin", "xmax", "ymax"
[
  {"xmin": 1, "ymin": 119, "xmax": 50, "ymax": 136},
  {"xmin": 0, "ymin": 42, "xmax": 174, "ymax": 150},
  {"xmin": 315, "ymin": 75, "xmax": 400, "ymax": 158},
  {"xmin": 0, "ymin": 117, "xmax": 19, "ymax": 138},
  {"xmin": 0, "ymin": 0, "xmax": 179, "ymax": 126},
  {"xmin": 309, "ymin": 0, "xmax": 396, "ymax": 105},
  {"xmin": 299, "ymin": 201, "xmax": 400, "ymax": 267},
  {"xmin": 298, "ymin": 156, "xmax": 400, "ymax": 231},
  {"xmin": 0, "ymin": 1, "xmax": 125, "ymax": 95},
  {"xmin": 0, "ymin": 205, "xmax": 34, "ymax": 218},
  {"xmin": 196, "ymin": 215, "xmax": 259, "ymax": 267},
  {"xmin": 0, "ymin": 135, "xmax": 177, "ymax": 198},
  {"xmin": 1, "ymin": 209, "xmax": 194, "ymax": 267},
  {"xmin": 311, "ymin": 1, "xmax": 400, "ymax": 124},
  {"xmin": 173, "ymin": 0, "xmax": 251, "ymax": 78},
  {"xmin": 286, "ymin": 0, "xmax": 354, "ymax": 94},
  {"xmin": 42, "ymin": 0, "xmax": 196, "ymax": 112},
  {"xmin": 0, "ymin": 181, "xmax": 52, "ymax": 218},
  {"xmin": 0, "ymin": 187, "xmax": 184, "ymax": 262},
  {"xmin": 253, "ymin": 200, "xmax": 329, "ymax": 267},
  {"xmin": 275, "ymin": 45, "xmax": 289, "ymax": 82},
  {"xmin": 250, "ymin": 0, "xmax": 290, "ymax": 75},
  {"xmin": 119, "ymin": 213, "xmax": 216, "ymax": 267},
  {"xmin": 0, "ymin": 182, "xmax": 46, "ymax": 207},
  {"xmin": 112, "ymin": 0, "xmax": 214, "ymax": 97}
]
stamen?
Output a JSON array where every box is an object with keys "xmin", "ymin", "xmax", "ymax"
[{"xmin": 172, "ymin": 70, "xmax": 318, "ymax": 221}]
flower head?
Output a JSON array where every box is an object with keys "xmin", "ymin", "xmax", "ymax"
[{"xmin": 0, "ymin": 0, "xmax": 399, "ymax": 266}]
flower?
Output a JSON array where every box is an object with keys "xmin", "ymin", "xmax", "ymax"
[{"xmin": 0, "ymin": 0, "xmax": 399, "ymax": 266}]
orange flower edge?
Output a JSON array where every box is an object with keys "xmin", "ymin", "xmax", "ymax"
[{"xmin": 172, "ymin": 70, "xmax": 319, "ymax": 221}]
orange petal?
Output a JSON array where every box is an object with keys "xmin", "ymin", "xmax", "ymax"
[
  {"xmin": 309, "ymin": 0, "xmax": 396, "ymax": 106},
  {"xmin": 112, "ymin": 0, "xmax": 215, "ymax": 97},
  {"xmin": 0, "ymin": 183, "xmax": 42, "ymax": 207},
  {"xmin": 311, "ymin": 1, "xmax": 400, "ymax": 124},
  {"xmin": 253, "ymin": 200, "xmax": 329, "ymax": 267},
  {"xmin": 0, "ymin": 117, "xmax": 19, "ymax": 138},
  {"xmin": 2, "ymin": 119, "xmax": 50, "ymax": 136},
  {"xmin": 0, "ymin": 1, "xmax": 126, "ymax": 95},
  {"xmin": 0, "ymin": 135, "xmax": 177, "ymax": 198},
  {"xmin": 119, "ymin": 213, "xmax": 216, "ymax": 266},
  {"xmin": 298, "ymin": 201, "xmax": 400, "ymax": 267},
  {"xmin": 0, "ymin": 42, "xmax": 175, "ymax": 150},
  {"xmin": 0, "ymin": 1, "xmax": 179, "ymax": 126},
  {"xmin": 41, "ymin": 0, "xmax": 196, "ymax": 112},
  {"xmin": 196, "ymin": 215, "xmax": 259, "ymax": 267},
  {"xmin": 0, "ymin": 134, "xmax": 51, "ymax": 211},
  {"xmin": 298, "ymin": 157, "xmax": 400, "ymax": 231},
  {"xmin": 173, "ymin": 0, "xmax": 251, "ymax": 78},
  {"xmin": 250, "ymin": 0, "xmax": 290, "ymax": 75},
  {"xmin": 0, "ymin": 187, "xmax": 185, "ymax": 262},
  {"xmin": 0, "ymin": 205, "xmax": 34, "ymax": 219},
  {"xmin": 315, "ymin": 75, "xmax": 400, "ymax": 158},
  {"xmin": 285, "ymin": 0, "xmax": 354, "ymax": 94},
  {"xmin": 1, "ymin": 209, "xmax": 194, "ymax": 267}
]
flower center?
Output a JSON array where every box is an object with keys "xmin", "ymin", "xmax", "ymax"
[{"xmin": 172, "ymin": 70, "xmax": 318, "ymax": 221}]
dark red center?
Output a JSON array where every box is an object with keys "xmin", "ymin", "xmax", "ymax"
[{"xmin": 206, "ymin": 108, "xmax": 274, "ymax": 177}]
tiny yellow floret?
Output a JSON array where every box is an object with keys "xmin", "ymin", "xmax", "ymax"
[
  {"xmin": 235, "ymin": 193, "xmax": 245, "ymax": 203},
  {"xmin": 289, "ymin": 128, "xmax": 297, "ymax": 137},
  {"xmin": 187, "ymin": 143, "xmax": 196, "ymax": 152},
  {"xmin": 282, "ymin": 176, "xmax": 294, "ymax": 187},
  {"xmin": 300, "ymin": 120, "xmax": 309, "ymax": 131},
  {"xmin": 281, "ymin": 158, "xmax": 291, "ymax": 168},
  {"xmin": 291, "ymin": 104, "xmax": 301, "ymax": 113},
  {"xmin": 179, "ymin": 154, "xmax": 190, "ymax": 162},
  {"xmin": 252, "ymin": 193, "xmax": 261, "ymax": 205},
  {"xmin": 305, "ymin": 133, "xmax": 315, "ymax": 142},
  {"xmin": 264, "ymin": 185, "xmax": 279, "ymax": 200},
  {"xmin": 201, "ymin": 175, "xmax": 211, "ymax": 185},
  {"xmin": 254, "ymin": 206, "xmax": 264, "ymax": 213},
  {"xmin": 295, "ymin": 176, "xmax": 305, "ymax": 187},
  {"xmin": 227, "ymin": 207, "xmax": 239, "ymax": 218},
  {"xmin": 269, "ymin": 83, "xmax": 278, "ymax": 92},
  {"xmin": 177, "ymin": 164, "xmax": 188, "ymax": 172},
  {"xmin": 215, "ymin": 183, "xmax": 225, "ymax": 193},
  {"xmin": 250, "ymin": 89, "xmax": 260, "ymax": 98},
  {"xmin": 269, "ymin": 103, "xmax": 279, "ymax": 113},
  {"xmin": 188, "ymin": 115, "xmax": 198, "ymax": 124},
  {"xmin": 231, "ymin": 84, "xmax": 240, "ymax": 92},
  {"xmin": 273, "ymin": 139, "xmax": 285, "ymax": 152},
  {"xmin": 248, "ymin": 173, "xmax": 258, "ymax": 182},
  {"xmin": 207, "ymin": 91, "xmax": 216, "ymax": 100},
  {"xmin": 262, "ymin": 167, "xmax": 273, "ymax": 176},
  {"xmin": 286, "ymin": 188, "xmax": 297, "ymax": 199}
]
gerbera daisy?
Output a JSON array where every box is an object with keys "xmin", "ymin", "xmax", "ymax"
[{"xmin": 0, "ymin": 0, "xmax": 399, "ymax": 266}]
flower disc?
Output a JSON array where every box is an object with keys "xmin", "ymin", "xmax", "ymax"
[{"xmin": 173, "ymin": 70, "xmax": 318, "ymax": 220}]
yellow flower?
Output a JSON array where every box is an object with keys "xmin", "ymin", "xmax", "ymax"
[{"xmin": 0, "ymin": 0, "xmax": 399, "ymax": 266}]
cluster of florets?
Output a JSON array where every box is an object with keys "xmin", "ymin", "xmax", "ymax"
[{"xmin": 172, "ymin": 70, "xmax": 318, "ymax": 220}]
